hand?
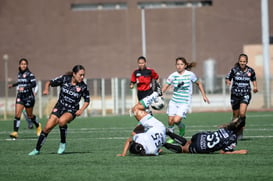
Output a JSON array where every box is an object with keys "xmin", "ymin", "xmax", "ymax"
[
  {"xmin": 129, "ymin": 83, "xmax": 134, "ymax": 89},
  {"xmin": 117, "ymin": 154, "xmax": 125, "ymax": 157},
  {"xmin": 253, "ymin": 88, "xmax": 258, "ymax": 93},
  {"xmin": 18, "ymin": 87, "xmax": 24, "ymax": 92},
  {"xmin": 203, "ymin": 96, "xmax": 210, "ymax": 104},
  {"xmin": 226, "ymin": 80, "xmax": 231, "ymax": 86},
  {"xmin": 75, "ymin": 110, "xmax": 83, "ymax": 116},
  {"xmin": 43, "ymin": 89, "xmax": 49, "ymax": 95}
]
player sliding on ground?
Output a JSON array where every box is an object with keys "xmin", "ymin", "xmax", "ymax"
[
  {"xmin": 164, "ymin": 117, "xmax": 248, "ymax": 154},
  {"xmin": 117, "ymin": 84, "xmax": 166, "ymax": 156}
]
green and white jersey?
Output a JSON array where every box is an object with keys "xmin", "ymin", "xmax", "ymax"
[{"xmin": 166, "ymin": 70, "xmax": 198, "ymax": 104}]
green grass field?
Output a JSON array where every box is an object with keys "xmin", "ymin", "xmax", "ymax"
[{"xmin": 0, "ymin": 111, "xmax": 272, "ymax": 181}]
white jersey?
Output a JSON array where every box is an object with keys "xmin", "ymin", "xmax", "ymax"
[
  {"xmin": 166, "ymin": 70, "xmax": 198, "ymax": 104},
  {"xmin": 133, "ymin": 115, "xmax": 166, "ymax": 155}
]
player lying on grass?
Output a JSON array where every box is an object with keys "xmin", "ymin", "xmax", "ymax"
[
  {"xmin": 164, "ymin": 117, "xmax": 248, "ymax": 154},
  {"xmin": 117, "ymin": 89, "xmax": 166, "ymax": 156}
]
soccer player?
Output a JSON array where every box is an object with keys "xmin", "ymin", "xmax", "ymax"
[
  {"xmin": 225, "ymin": 53, "xmax": 258, "ymax": 138},
  {"xmin": 22, "ymin": 84, "xmax": 38, "ymax": 129},
  {"xmin": 130, "ymin": 56, "xmax": 161, "ymax": 115},
  {"xmin": 117, "ymin": 91, "xmax": 166, "ymax": 156},
  {"xmin": 28, "ymin": 65, "xmax": 90, "ymax": 155},
  {"xmin": 161, "ymin": 57, "xmax": 210, "ymax": 140},
  {"xmin": 164, "ymin": 117, "xmax": 248, "ymax": 154},
  {"xmin": 8, "ymin": 58, "xmax": 42, "ymax": 139}
]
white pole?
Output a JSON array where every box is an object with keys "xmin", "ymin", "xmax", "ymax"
[
  {"xmin": 192, "ymin": 6, "xmax": 196, "ymax": 61},
  {"xmin": 3, "ymin": 54, "xmax": 9, "ymax": 120},
  {"xmin": 141, "ymin": 8, "xmax": 147, "ymax": 57},
  {"xmin": 261, "ymin": 0, "xmax": 271, "ymax": 108},
  {"xmin": 121, "ymin": 79, "xmax": 126, "ymax": 115},
  {"xmin": 38, "ymin": 80, "xmax": 42, "ymax": 118},
  {"xmin": 115, "ymin": 78, "xmax": 119, "ymax": 115},
  {"xmin": 101, "ymin": 78, "xmax": 106, "ymax": 116},
  {"xmin": 111, "ymin": 78, "xmax": 115, "ymax": 114}
]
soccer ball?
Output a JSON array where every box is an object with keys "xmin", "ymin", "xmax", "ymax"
[{"xmin": 151, "ymin": 97, "xmax": 165, "ymax": 110}]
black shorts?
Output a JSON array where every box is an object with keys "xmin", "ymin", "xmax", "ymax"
[
  {"xmin": 15, "ymin": 94, "xmax": 35, "ymax": 108},
  {"xmin": 133, "ymin": 124, "xmax": 145, "ymax": 134},
  {"xmin": 137, "ymin": 88, "xmax": 153, "ymax": 100},
  {"xmin": 51, "ymin": 103, "xmax": 77, "ymax": 120},
  {"xmin": 230, "ymin": 93, "xmax": 251, "ymax": 110},
  {"xmin": 188, "ymin": 133, "xmax": 213, "ymax": 154},
  {"xmin": 188, "ymin": 133, "xmax": 204, "ymax": 153}
]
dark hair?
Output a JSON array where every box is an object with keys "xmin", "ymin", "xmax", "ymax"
[
  {"xmin": 137, "ymin": 56, "xmax": 146, "ymax": 62},
  {"xmin": 19, "ymin": 58, "xmax": 28, "ymax": 65},
  {"xmin": 226, "ymin": 117, "xmax": 245, "ymax": 135},
  {"xmin": 129, "ymin": 141, "xmax": 145, "ymax": 155},
  {"xmin": 65, "ymin": 65, "xmax": 85, "ymax": 76},
  {"xmin": 176, "ymin": 57, "xmax": 196, "ymax": 70},
  {"xmin": 235, "ymin": 53, "xmax": 248, "ymax": 67},
  {"xmin": 18, "ymin": 58, "xmax": 29, "ymax": 72},
  {"xmin": 72, "ymin": 65, "xmax": 85, "ymax": 73}
]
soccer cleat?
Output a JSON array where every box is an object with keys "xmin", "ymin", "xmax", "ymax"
[
  {"xmin": 36, "ymin": 123, "xmax": 42, "ymax": 136},
  {"xmin": 153, "ymin": 81, "xmax": 162, "ymax": 96},
  {"xmin": 9, "ymin": 131, "xmax": 18, "ymax": 139},
  {"xmin": 57, "ymin": 143, "xmax": 66, "ymax": 154},
  {"xmin": 28, "ymin": 149, "xmax": 40, "ymax": 156},
  {"xmin": 28, "ymin": 124, "xmax": 34, "ymax": 129},
  {"xmin": 166, "ymin": 138, "xmax": 175, "ymax": 144},
  {"xmin": 27, "ymin": 119, "xmax": 33, "ymax": 129}
]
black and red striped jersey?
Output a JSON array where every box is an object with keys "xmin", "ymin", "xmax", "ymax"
[{"xmin": 130, "ymin": 67, "xmax": 159, "ymax": 91}]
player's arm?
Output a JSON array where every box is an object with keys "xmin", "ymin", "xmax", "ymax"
[
  {"xmin": 75, "ymin": 101, "xmax": 90, "ymax": 116},
  {"xmin": 42, "ymin": 81, "xmax": 51, "ymax": 95},
  {"xmin": 252, "ymin": 80, "xmax": 258, "ymax": 93},
  {"xmin": 219, "ymin": 149, "xmax": 248, "ymax": 154},
  {"xmin": 195, "ymin": 80, "xmax": 210, "ymax": 104},
  {"xmin": 8, "ymin": 82, "xmax": 18, "ymax": 88},
  {"xmin": 129, "ymin": 71, "xmax": 136, "ymax": 89},
  {"xmin": 161, "ymin": 84, "xmax": 171, "ymax": 94},
  {"xmin": 117, "ymin": 137, "xmax": 133, "ymax": 157}
]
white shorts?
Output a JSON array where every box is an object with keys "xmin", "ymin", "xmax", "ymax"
[{"xmin": 166, "ymin": 100, "xmax": 190, "ymax": 118}]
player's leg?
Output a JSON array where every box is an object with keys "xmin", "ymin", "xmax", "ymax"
[
  {"xmin": 25, "ymin": 107, "xmax": 42, "ymax": 136},
  {"xmin": 166, "ymin": 130, "xmax": 187, "ymax": 145},
  {"xmin": 138, "ymin": 89, "xmax": 154, "ymax": 115},
  {"xmin": 57, "ymin": 112, "xmax": 74, "ymax": 154},
  {"xmin": 58, "ymin": 124, "xmax": 68, "ymax": 154},
  {"xmin": 10, "ymin": 104, "xmax": 25, "ymax": 139},
  {"xmin": 28, "ymin": 114, "xmax": 59, "ymax": 155},
  {"xmin": 23, "ymin": 109, "xmax": 33, "ymax": 129},
  {"xmin": 164, "ymin": 143, "xmax": 183, "ymax": 153}
]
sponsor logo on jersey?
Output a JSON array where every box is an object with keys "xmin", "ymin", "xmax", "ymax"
[{"xmin": 76, "ymin": 87, "xmax": 81, "ymax": 92}]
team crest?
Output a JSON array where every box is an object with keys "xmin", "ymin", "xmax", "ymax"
[
  {"xmin": 247, "ymin": 72, "xmax": 251, "ymax": 77},
  {"xmin": 76, "ymin": 87, "xmax": 81, "ymax": 92}
]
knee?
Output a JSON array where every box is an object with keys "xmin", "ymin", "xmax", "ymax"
[{"xmin": 59, "ymin": 121, "xmax": 67, "ymax": 127}]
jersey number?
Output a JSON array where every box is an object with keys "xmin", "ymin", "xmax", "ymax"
[
  {"xmin": 151, "ymin": 133, "xmax": 164, "ymax": 148},
  {"xmin": 206, "ymin": 132, "xmax": 220, "ymax": 148}
]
